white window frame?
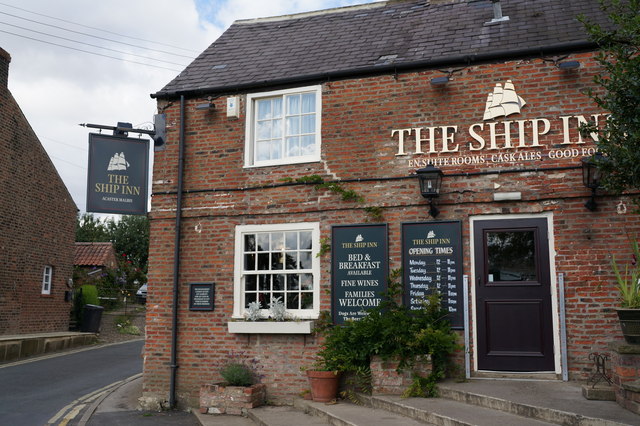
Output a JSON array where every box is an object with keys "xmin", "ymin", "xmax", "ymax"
[
  {"xmin": 233, "ymin": 222, "xmax": 320, "ymax": 320},
  {"xmin": 41, "ymin": 265, "xmax": 53, "ymax": 295},
  {"xmin": 244, "ymin": 85, "xmax": 322, "ymax": 168}
]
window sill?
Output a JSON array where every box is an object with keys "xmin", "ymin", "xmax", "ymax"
[
  {"xmin": 227, "ymin": 320, "xmax": 314, "ymax": 334},
  {"xmin": 243, "ymin": 158, "xmax": 321, "ymax": 169}
]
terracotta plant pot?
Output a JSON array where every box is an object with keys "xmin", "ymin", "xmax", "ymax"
[
  {"xmin": 617, "ymin": 308, "xmax": 640, "ymax": 344},
  {"xmin": 306, "ymin": 370, "xmax": 340, "ymax": 402}
]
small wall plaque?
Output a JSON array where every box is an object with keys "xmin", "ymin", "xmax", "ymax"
[{"xmin": 189, "ymin": 283, "xmax": 214, "ymax": 311}]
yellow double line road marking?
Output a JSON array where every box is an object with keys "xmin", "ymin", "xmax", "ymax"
[{"xmin": 46, "ymin": 373, "xmax": 142, "ymax": 425}]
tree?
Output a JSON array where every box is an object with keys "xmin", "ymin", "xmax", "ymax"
[
  {"xmin": 76, "ymin": 213, "xmax": 149, "ymax": 272},
  {"xmin": 580, "ymin": 0, "xmax": 640, "ymax": 197},
  {"xmin": 76, "ymin": 212, "xmax": 110, "ymax": 242},
  {"xmin": 106, "ymin": 215, "xmax": 150, "ymax": 272}
]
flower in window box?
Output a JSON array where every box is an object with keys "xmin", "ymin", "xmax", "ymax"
[
  {"xmin": 269, "ymin": 296, "xmax": 288, "ymax": 321},
  {"xmin": 245, "ymin": 301, "xmax": 262, "ymax": 321}
]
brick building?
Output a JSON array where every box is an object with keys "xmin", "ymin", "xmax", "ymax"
[
  {"xmin": 144, "ymin": 0, "xmax": 634, "ymax": 407},
  {"xmin": 0, "ymin": 47, "xmax": 77, "ymax": 335}
]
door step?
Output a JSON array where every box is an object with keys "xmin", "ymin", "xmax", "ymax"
[
  {"xmin": 437, "ymin": 379, "xmax": 638, "ymax": 425},
  {"xmin": 247, "ymin": 402, "xmax": 430, "ymax": 426},
  {"xmin": 244, "ymin": 379, "xmax": 639, "ymax": 426}
]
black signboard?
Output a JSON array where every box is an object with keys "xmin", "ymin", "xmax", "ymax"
[
  {"xmin": 189, "ymin": 283, "xmax": 215, "ymax": 311},
  {"xmin": 87, "ymin": 133, "xmax": 149, "ymax": 215},
  {"xmin": 402, "ymin": 221, "xmax": 463, "ymax": 329},
  {"xmin": 332, "ymin": 224, "xmax": 388, "ymax": 324}
]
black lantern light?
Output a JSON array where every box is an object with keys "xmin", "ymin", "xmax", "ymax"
[
  {"xmin": 581, "ymin": 152, "xmax": 604, "ymax": 211},
  {"xmin": 416, "ymin": 164, "xmax": 444, "ymax": 218}
]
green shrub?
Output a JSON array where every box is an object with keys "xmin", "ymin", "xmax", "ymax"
[
  {"xmin": 72, "ymin": 285, "xmax": 101, "ymax": 329},
  {"xmin": 220, "ymin": 363, "xmax": 255, "ymax": 386},
  {"xmin": 315, "ymin": 269, "xmax": 459, "ymax": 395},
  {"xmin": 79, "ymin": 284, "xmax": 100, "ymax": 306}
]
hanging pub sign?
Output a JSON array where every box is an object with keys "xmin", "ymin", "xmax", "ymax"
[
  {"xmin": 402, "ymin": 221, "xmax": 463, "ymax": 329},
  {"xmin": 331, "ymin": 224, "xmax": 388, "ymax": 324},
  {"xmin": 86, "ymin": 133, "xmax": 149, "ymax": 215}
]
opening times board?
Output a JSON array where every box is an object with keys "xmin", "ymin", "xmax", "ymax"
[{"xmin": 401, "ymin": 221, "xmax": 463, "ymax": 329}]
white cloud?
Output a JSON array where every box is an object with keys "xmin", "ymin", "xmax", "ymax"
[{"xmin": 0, "ymin": 0, "xmax": 379, "ymax": 214}]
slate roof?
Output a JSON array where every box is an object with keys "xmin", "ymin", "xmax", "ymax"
[
  {"xmin": 154, "ymin": 0, "xmax": 606, "ymax": 98},
  {"xmin": 75, "ymin": 242, "xmax": 117, "ymax": 268}
]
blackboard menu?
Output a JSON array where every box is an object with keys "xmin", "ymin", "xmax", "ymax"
[
  {"xmin": 402, "ymin": 222, "xmax": 463, "ymax": 329},
  {"xmin": 189, "ymin": 283, "xmax": 215, "ymax": 311},
  {"xmin": 332, "ymin": 224, "xmax": 388, "ymax": 324}
]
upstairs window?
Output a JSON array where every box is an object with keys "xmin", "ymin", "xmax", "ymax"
[
  {"xmin": 245, "ymin": 86, "xmax": 321, "ymax": 167},
  {"xmin": 42, "ymin": 265, "xmax": 53, "ymax": 295}
]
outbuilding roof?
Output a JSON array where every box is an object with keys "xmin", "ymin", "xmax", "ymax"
[
  {"xmin": 154, "ymin": 0, "xmax": 606, "ymax": 98},
  {"xmin": 74, "ymin": 242, "xmax": 117, "ymax": 268}
]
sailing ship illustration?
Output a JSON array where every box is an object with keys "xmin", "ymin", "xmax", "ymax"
[
  {"xmin": 107, "ymin": 152, "xmax": 130, "ymax": 171},
  {"xmin": 483, "ymin": 80, "xmax": 526, "ymax": 120}
]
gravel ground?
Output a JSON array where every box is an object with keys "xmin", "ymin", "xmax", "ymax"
[{"xmin": 98, "ymin": 306, "xmax": 146, "ymax": 344}]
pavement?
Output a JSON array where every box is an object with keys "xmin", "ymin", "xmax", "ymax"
[
  {"xmin": 85, "ymin": 374, "xmax": 640, "ymax": 426},
  {"xmin": 83, "ymin": 374, "xmax": 252, "ymax": 426}
]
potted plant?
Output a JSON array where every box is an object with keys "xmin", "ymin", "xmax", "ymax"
[
  {"xmin": 305, "ymin": 366, "xmax": 341, "ymax": 403},
  {"xmin": 302, "ymin": 312, "xmax": 342, "ymax": 403},
  {"xmin": 200, "ymin": 359, "xmax": 266, "ymax": 415},
  {"xmin": 612, "ymin": 239, "xmax": 640, "ymax": 344}
]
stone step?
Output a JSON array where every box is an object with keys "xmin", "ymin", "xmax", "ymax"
[
  {"xmin": 238, "ymin": 379, "xmax": 640, "ymax": 426},
  {"xmin": 437, "ymin": 380, "xmax": 639, "ymax": 426},
  {"xmin": 247, "ymin": 400, "xmax": 435, "ymax": 426},
  {"xmin": 361, "ymin": 394, "xmax": 553, "ymax": 426}
]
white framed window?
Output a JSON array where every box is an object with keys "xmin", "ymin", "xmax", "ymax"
[
  {"xmin": 244, "ymin": 86, "xmax": 322, "ymax": 167},
  {"xmin": 233, "ymin": 222, "xmax": 320, "ymax": 319},
  {"xmin": 41, "ymin": 265, "xmax": 53, "ymax": 295}
]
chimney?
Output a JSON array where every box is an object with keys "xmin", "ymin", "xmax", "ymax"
[
  {"xmin": 487, "ymin": 0, "xmax": 509, "ymax": 24},
  {"xmin": 0, "ymin": 47, "xmax": 10, "ymax": 89}
]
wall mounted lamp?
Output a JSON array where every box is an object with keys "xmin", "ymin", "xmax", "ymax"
[
  {"xmin": 430, "ymin": 76, "xmax": 450, "ymax": 86},
  {"xmin": 558, "ymin": 60, "xmax": 581, "ymax": 70},
  {"xmin": 416, "ymin": 164, "xmax": 444, "ymax": 218},
  {"xmin": 195, "ymin": 97, "xmax": 215, "ymax": 111},
  {"xmin": 430, "ymin": 67, "xmax": 465, "ymax": 86},
  {"xmin": 581, "ymin": 152, "xmax": 605, "ymax": 211},
  {"xmin": 543, "ymin": 56, "xmax": 581, "ymax": 71}
]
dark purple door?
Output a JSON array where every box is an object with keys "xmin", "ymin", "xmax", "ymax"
[{"xmin": 474, "ymin": 218, "xmax": 555, "ymax": 372}]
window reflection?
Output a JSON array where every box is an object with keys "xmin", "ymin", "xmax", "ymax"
[{"xmin": 486, "ymin": 230, "xmax": 537, "ymax": 282}]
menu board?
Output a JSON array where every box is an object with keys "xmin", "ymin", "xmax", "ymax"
[
  {"xmin": 402, "ymin": 221, "xmax": 463, "ymax": 329},
  {"xmin": 332, "ymin": 224, "xmax": 388, "ymax": 324}
]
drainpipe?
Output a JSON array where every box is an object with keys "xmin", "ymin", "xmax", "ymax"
[{"xmin": 169, "ymin": 95, "xmax": 186, "ymax": 408}]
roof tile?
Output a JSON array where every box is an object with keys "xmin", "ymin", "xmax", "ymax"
[
  {"xmin": 155, "ymin": 0, "xmax": 606, "ymax": 97},
  {"xmin": 75, "ymin": 242, "xmax": 117, "ymax": 268}
]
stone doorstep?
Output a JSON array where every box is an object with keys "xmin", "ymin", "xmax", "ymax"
[
  {"xmin": 291, "ymin": 396, "xmax": 562, "ymax": 426},
  {"xmin": 621, "ymin": 379, "xmax": 640, "ymax": 393}
]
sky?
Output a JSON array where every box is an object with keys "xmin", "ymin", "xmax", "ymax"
[{"xmin": 0, "ymin": 0, "xmax": 381, "ymax": 216}]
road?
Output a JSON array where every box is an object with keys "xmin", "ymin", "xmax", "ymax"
[{"xmin": 0, "ymin": 339, "xmax": 144, "ymax": 425}]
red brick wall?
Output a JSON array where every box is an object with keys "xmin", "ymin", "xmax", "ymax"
[
  {"xmin": 0, "ymin": 49, "xmax": 77, "ymax": 335},
  {"xmin": 145, "ymin": 51, "xmax": 639, "ymax": 406}
]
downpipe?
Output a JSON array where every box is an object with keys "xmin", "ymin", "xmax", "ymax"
[{"xmin": 169, "ymin": 95, "xmax": 186, "ymax": 408}]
